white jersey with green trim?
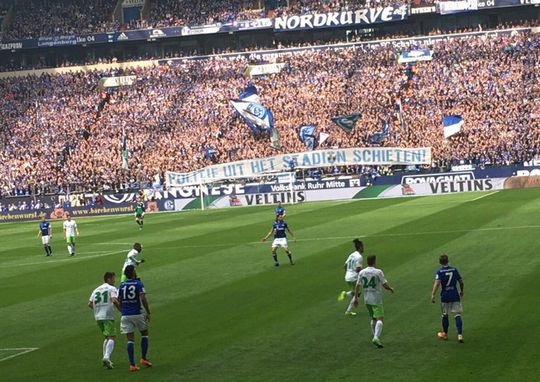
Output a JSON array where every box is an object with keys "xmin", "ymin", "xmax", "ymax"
[
  {"xmin": 358, "ymin": 266, "xmax": 387, "ymax": 305},
  {"xmin": 89, "ymin": 283, "xmax": 118, "ymax": 320},
  {"xmin": 122, "ymin": 249, "xmax": 140, "ymax": 271},
  {"xmin": 63, "ymin": 220, "xmax": 77, "ymax": 236},
  {"xmin": 344, "ymin": 251, "xmax": 363, "ymax": 282}
]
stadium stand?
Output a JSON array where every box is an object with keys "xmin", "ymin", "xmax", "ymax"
[
  {"xmin": 1, "ymin": 28, "xmax": 539, "ymax": 197},
  {"xmin": 1, "ymin": 0, "xmax": 425, "ymax": 39},
  {"xmin": 4, "ymin": 0, "xmax": 117, "ymax": 40}
]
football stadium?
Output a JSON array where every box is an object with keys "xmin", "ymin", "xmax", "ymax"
[{"xmin": 1, "ymin": 1, "xmax": 540, "ymax": 381}]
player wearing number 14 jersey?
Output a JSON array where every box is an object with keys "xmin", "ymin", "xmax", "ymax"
[
  {"xmin": 88, "ymin": 272, "xmax": 120, "ymax": 369},
  {"xmin": 353, "ymin": 255, "xmax": 394, "ymax": 348}
]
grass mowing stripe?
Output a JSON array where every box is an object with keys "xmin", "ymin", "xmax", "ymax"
[{"xmin": 0, "ymin": 188, "xmax": 539, "ymax": 381}]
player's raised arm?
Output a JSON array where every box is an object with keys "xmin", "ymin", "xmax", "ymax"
[{"xmin": 431, "ymin": 280, "xmax": 441, "ymax": 303}]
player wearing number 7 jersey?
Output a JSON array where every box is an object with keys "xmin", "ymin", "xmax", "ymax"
[
  {"xmin": 88, "ymin": 272, "xmax": 121, "ymax": 369},
  {"xmin": 352, "ymin": 255, "xmax": 394, "ymax": 348},
  {"xmin": 431, "ymin": 254, "xmax": 464, "ymax": 343}
]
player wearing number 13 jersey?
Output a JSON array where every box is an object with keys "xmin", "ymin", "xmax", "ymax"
[
  {"xmin": 119, "ymin": 265, "xmax": 152, "ymax": 372},
  {"xmin": 88, "ymin": 272, "xmax": 120, "ymax": 369},
  {"xmin": 352, "ymin": 255, "xmax": 394, "ymax": 348}
]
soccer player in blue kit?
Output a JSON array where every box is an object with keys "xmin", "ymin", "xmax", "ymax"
[
  {"xmin": 431, "ymin": 254, "xmax": 464, "ymax": 343},
  {"xmin": 37, "ymin": 215, "xmax": 53, "ymax": 256},
  {"xmin": 262, "ymin": 214, "xmax": 296, "ymax": 267},
  {"xmin": 274, "ymin": 202, "xmax": 286, "ymax": 220},
  {"xmin": 119, "ymin": 265, "xmax": 152, "ymax": 372}
]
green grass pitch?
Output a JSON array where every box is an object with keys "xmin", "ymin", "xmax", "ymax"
[{"xmin": 1, "ymin": 188, "xmax": 540, "ymax": 381}]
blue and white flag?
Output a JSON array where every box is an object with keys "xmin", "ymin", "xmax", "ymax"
[
  {"xmin": 231, "ymin": 84, "xmax": 274, "ymax": 133},
  {"xmin": 369, "ymin": 121, "xmax": 390, "ymax": 145},
  {"xmin": 331, "ymin": 112, "xmax": 360, "ymax": 134},
  {"xmin": 319, "ymin": 132, "xmax": 330, "ymax": 146},
  {"xmin": 397, "ymin": 50, "xmax": 433, "ymax": 64},
  {"xmin": 238, "ymin": 83, "xmax": 260, "ymax": 104},
  {"xmin": 299, "ymin": 124, "xmax": 318, "ymax": 150},
  {"xmin": 443, "ymin": 115, "xmax": 464, "ymax": 138}
]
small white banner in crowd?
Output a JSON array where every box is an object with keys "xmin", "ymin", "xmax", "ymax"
[{"xmin": 166, "ymin": 147, "xmax": 431, "ymax": 187}]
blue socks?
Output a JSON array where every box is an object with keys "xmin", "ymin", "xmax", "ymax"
[
  {"xmin": 442, "ymin": 315, "xmax": 449, "ymax": 334},
  {"xmin": 141, "ymin": 336, "xmax": 149, "ymax": 360},
  {"xmin": 455, "ymin": 315, "xmax": 463, "ymax": 335},
  {"xmin": 127, "ymin": 341, "xmax": 135, "ymax": 365}
]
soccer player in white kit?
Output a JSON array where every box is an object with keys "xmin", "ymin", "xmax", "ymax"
[
  {"xmin": 63, "ymin": 214, "xmax": 79, "ymax": 256},
  {"xmin": 353, "ymin": 255, "xmax": 394, "ymax": 348},
  {"xmin": 121, "ymin": 243, "xmax": 144, "ymax": 282},
  {"xmin": 88, "ymin": 272, "xmax": 120, "ymax": 369},
  {"xmin": 338, "ymin": 239, "xmax": 364, "ymax": 316}
]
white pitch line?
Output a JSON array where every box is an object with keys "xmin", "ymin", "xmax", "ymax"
[
  {"xmin": 130, "ymin": 224, "xmax": 540, "ymax": 250},
  {"xmin": 471, "ymin": 191, "xmax": 500, "ymax": 201},
  {"xmin": 95, "ymin": 242, "xmax": 135, "ymax": 245},
  {"xmin": 0, "ymin": 250, "xmax": 124, "ymax": 269},
  {"xmin": 4, "ymin": 225, "xmax": 539, "ymax": 266},
  {"xmin": 0, "ymin": 348, "xmax": 39, "ymax": 362},
  {"xmin": 241, "ymin": 225, "xmax": 540, "ymax": 245}
]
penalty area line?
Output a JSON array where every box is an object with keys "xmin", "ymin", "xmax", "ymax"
[
  {"xmin": 0, "ymin": 348, "xmax": 39, "ymax": 362},
  {"xmin": 471, "ymin": 191, "xmax": 499, "ymax": 201},
  {"xmin": 0, "ymin": 250, "xmax": 125, "ymax": 269}
]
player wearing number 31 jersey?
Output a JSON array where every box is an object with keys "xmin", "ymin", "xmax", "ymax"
[{"xmin": 88, "ymin": 272, "xmax": 120, "ymax": 369}]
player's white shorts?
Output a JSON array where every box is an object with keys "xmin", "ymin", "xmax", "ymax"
[
  {"xmin": 120, "ymin": 314, "xmax": 148, "ymax": 334},
  {"xmin": 272, "ymin": 238, "xmax": 288, "ymax": 248},
  {"xmin": 41, "ymin": 235, "xmax": 50, "ymax": 245},
  {"xmin": 441, "ymin": 301, "xmax": 463, "ymax": 315}
]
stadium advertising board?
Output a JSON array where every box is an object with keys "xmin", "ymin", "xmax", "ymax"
[
  {"xmin": 273, "ymin": 6, "xmax": 408, "ymax": 31},
  {"xmin": 379, "ymin": 178, "xmax": 504, "ymax": 197},
  {"xmin": 2, "ymin": 174, "xmax": 540, "ymax": 221},
  {"xmin": 437, "ymin": 0, "xmax": 479, "ymax": 14},
  {"xmin": 37, "ymin": 35, "xmax": 77, "ymax": 47},
  {"xmin": 166, "ymin": 147, "xmax": 432, "ymax": 187},
  {"xmin": 410, "ymin": 6, "xmax": 437, "ymax": 14},
  {"xmin": 401, "ymin": 171, "xmax": 475, "ymax": 185}
]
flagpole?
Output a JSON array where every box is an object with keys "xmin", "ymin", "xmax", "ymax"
[{"xmin": 200, "ymin": 180, "xmax": 205, "ymax": 211}]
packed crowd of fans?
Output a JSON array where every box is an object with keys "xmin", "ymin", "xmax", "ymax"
[
  {"xmin": 2, "ymin": 0, "xmax": 417, "ymax": 41},
  {"xmin": 1, "ymin": 29, "xmax": 539, "ymax": 197},
  {"xmin": 4, "ymin": 0, "xmax": 117, "ymax": 41}
]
